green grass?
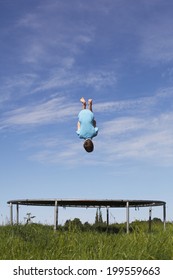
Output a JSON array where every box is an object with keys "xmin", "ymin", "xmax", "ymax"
[{"xmin": 0, "ymin": 223, "xmax": 173, "ymax": 260}]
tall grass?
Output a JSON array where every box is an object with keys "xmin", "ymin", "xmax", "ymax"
[{"xmin": 0, "ymin": 223, "xmax": 173, "ymax": 260}]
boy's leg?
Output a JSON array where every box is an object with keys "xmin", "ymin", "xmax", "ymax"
[
  {"xmin": 88, "ymin": 99, "xmax": 93, "ymax": 111},
  {"xmin": 80, "ymin": 97, "xmax": 86, "ymax": 109}
]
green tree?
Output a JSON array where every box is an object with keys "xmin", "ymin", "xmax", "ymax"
[
  {"xmin": 95, "ymin": 209, "xmax": 99, "ymax": 224},
  {"xmin": 98, "ymin": 208, "xmax": 103, "ymax": 223},
  {"xmin": 95, "ymin": 208, "xmax": 103, "ymax": 225},
  {"xmin": 64, "ymin": 218, "xmax": 83, "ymax": 231}
]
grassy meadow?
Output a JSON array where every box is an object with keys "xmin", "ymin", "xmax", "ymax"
[{"xmin": 0, "ymin": 221, "xmax": 173, "ymax": 260}]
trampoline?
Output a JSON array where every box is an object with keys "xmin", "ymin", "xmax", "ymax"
[{"xmin": 7, "ymin": 198, "xmax": 166, "ymax": 233}]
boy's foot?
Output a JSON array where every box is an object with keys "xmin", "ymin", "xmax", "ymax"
[
  {"xmin": 80, "ymin": 97, "xmax": 86, "ymax": 105},
  {"xmin": 88, "ymin": 99, "xmax": 93, "ymax": 111},
  {"xmin": 88, "ymin": 99, "xmax": 93, "ymax": 105}
]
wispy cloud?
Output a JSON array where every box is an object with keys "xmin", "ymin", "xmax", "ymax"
[
  {"xmin": 16, "ymin": 12, "xmax": 42, "ymax": 29},
  {"xmin": 95, "ymin": 87, "xmax": 173, "ymax": 114},
  {"xmin": 1, "ymin": 97, "xmax": 78, "ymax": 127},
  {"xmin": 0, "ymin": 73, "xmax": 40, "ymax": 112},
  {"xmin": 32, "ymin": 69, "xmax": 117, "ymax": 94},
  {"xmin": 99, "ymin": 126, "xmax": 173, "ymax": 166},
  {"xmin": 96, "ymin": 98, "xmax": 173, "ymax": 166},
  {"xmin": 14, "ymin": 2, "xmax": 95, "ymax": 67},
  {"xmin": 84, "ymin": 71, "xmax": 117, "ymax": 90},
  {"xmin": 1, "ymin": 0, "xmax": 173, "ymax": 168},
  {"xmin": 28, "ymin": 111, "xmax": 173, "ymax": 167},
  {"xmin": 139, "ymin": 13, "xmax": 173, "ymax": 64},
  {"xmin": 12, "ymin": 87, "xmax": 173, "ymax": 167},
  {"xmin": 1, "ymin": 86, "xmax": 173, "ymax": 128}
]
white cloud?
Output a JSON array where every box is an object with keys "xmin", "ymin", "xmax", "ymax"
[
  {"xmin": 31, "ymin": 69, "xmax": 117, "ymax": 94},
  {"xmin": 16, "ymin": 13, "xmax": 42, "ymax": 29},
  {"xmin": 23, "ymin": 43, "xmax": 45, "ymax": 64},
  {"xmin": 98, "ymin": 111, "xmax": 173, "ymax": 166},
  {"xmin": 11, "ymin": 88, "xmax": 173, "ymax": 167},
  {"xmin": 0, "ymin": 68, "xmax": 118, "ymax": 129},
  {"xmin": 84, "ymin": 71, "xmax": 117, "ymax": 90},
  {"xmin": 14, "ymin": 2, "xmax": 95, "ymax": 68},
  {"xmin": 28, "ymin": 140, "xmax": 82, "ymax": 167},
  {"xmin": 139, "ymin": 15, "xmax": 173, "ymax": 64},
  {"xmin": 0, "ymin": 73, "xmax": 39, "ymax": 107},
  {"xmin": 2, "ymin": 86, "xmax": 173, "ymax": 129},
  {"xmin": 95, "ymin": 87, "xmax": 173, "ymax": 114},
  {"xmin": 28, "ymin": 113, "xmax": 173, "ymax": 167},
  {"xmin": 101, "ymin": 117, "xmax": 146, "ymax": 136},
  {"xmin": 1, "ymin": 97, "xmax": 78, "ymax": 127}
]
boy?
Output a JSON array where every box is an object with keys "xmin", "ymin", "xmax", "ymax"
[{"xmin": 76, "ymin": 97, "xmax": 98, "ymax": 152}]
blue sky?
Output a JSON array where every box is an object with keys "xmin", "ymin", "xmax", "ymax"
[{"xmin": 1, "ymin": 0, "xmax": 173, "ymax": 225}]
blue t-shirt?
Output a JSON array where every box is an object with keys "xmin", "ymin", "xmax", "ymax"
[{"xmin": 76, "ymin": 109, "xmax": 98, "ymax": 139}]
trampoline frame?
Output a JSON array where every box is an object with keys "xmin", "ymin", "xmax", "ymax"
[{"xmin": 7, "ymin": 198, "xmax": 166, "ymax": 233}]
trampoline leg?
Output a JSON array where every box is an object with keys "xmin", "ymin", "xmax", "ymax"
[
  {"xmin": 148, "ymin": 207, "xmax": 152, "ymax": 232},
  {"xmin": 10, "ymin": 202, "xmax": 13, "ymax": 225},
  {"xmin": 54, "ymin": 200, "xmax": 58, "ymax": 231},
  {"xmin": 106, "ymin": 207, "xmax": 109, "ymax": 230},
  {"xmin": 163, "ymin": 203, "xmax": 166, "ymax": 231},
  {"xmin": 16, "ymin": 204, "xmax": 19, "ymax": 225},
  {"xmin": 126, "ymin": 201, "xmax": 129, "ymax": 234}
]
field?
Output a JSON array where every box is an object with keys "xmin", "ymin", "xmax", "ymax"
[{"xmin": 0, "ymin": 222, "xmax": 173, "ymax": 260}]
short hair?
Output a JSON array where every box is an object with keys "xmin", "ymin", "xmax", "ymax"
[{"xmin": 83, "ymin": 139, "xmax": 94, "ymax": 152}]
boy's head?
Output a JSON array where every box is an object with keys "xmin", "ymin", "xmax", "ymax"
[{"xmin": 83, "ymin": 139, "xmax": 94, "ymax": 152}]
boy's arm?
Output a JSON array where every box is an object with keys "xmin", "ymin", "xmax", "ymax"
[
  {"xmin": 77, "ymin": 121, "xmax": 80, "ymax": 130},
  {"xmin": 93, "ymin": 119, "xmax": 96, "ymax": 128}
]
